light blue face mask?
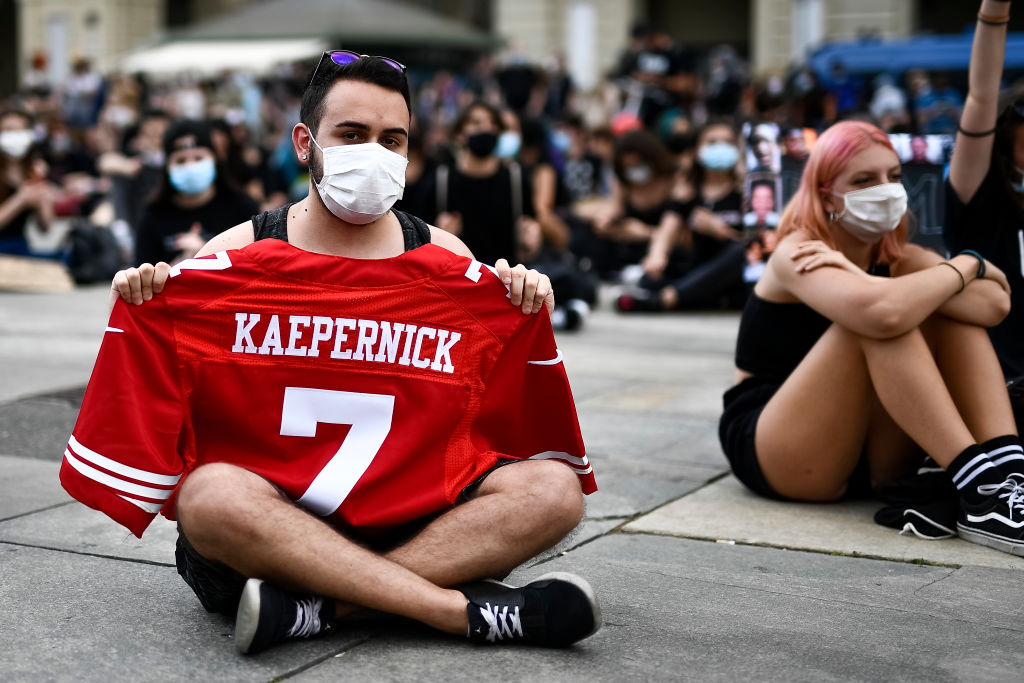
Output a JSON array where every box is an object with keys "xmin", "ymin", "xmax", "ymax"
[
  {"xmin": 495, "ymin": 131, "xmax": 521, "ymax": 159},
  {"xmin": 698, "ymin": 142, "xmax": 739, "ymax": 170},
  {"xmin": 551, "ymin": 129, "xmax": 572, "ymax": 154},
  {"xmin": 169, "ymin": 157, "xmax": 217, "ymax": 195}
]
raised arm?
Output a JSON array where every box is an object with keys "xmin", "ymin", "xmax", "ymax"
[{"xmin": 949, "ymin": 0, "xmax": 1012, "ymax": 203}]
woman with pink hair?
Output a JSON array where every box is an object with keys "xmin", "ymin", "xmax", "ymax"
[{"xmin": 719, "ymin": 119, "xmax": 1024, "ymax": 555}]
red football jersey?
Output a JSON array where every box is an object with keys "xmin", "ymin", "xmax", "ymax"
[{"xmin": 60, "ymin": 241, "xmax": 595, "ymax": 539}]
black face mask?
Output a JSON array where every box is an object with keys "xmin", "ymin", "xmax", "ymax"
[{"xmin": 466, "ymin": 131, "xmax": 499, "ymax": 158}]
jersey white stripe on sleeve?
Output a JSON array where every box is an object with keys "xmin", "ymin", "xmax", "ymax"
[
  {"xmin": 64, "ymin": 449, "xmax": 176, "ymax": 501},
  {"xmin": 118, "ymin": 495, "xmax": 164, "ymax": 513},
  {"xmin": 528, "ymin": 450, "xmax": 592, "ymax": 475},
  {"xmin": 527, "ymin": 349, "xmax": 563, "ymax": 366},
  {"xmin": 68, "ymin": 435, "xmax": 181, "ymax": 486}
]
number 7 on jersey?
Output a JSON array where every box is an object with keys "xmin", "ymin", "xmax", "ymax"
[{"xmin": 280, "ymin": 387, "xmax": 395, "ymax": 516}]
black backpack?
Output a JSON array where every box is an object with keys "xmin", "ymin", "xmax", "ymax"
[{"xmin": 67, "ymin": 222, "xmax": 123, "ymax": 284}]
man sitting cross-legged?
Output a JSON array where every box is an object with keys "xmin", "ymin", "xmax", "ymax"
[{"xmin": 62, "ymin": 52, "xmax": 600, "ymax": 654}]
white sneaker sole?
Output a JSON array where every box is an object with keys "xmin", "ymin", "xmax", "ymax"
[
  {"xmin": 957, "ymin": 523, "xmax": 1024, "ymax": 556},
  {"xmin": 234, "ymin": 578, "xmax": 264, "ymax": 654}
]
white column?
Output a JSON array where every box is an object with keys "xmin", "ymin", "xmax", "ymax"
[
  {"xmin": 790, "ymin": 0, "xmax": 824, "ymax": 62},
  {"xmin": 565, "ymin": 1, "xmax": 598, "ymax": 91}
]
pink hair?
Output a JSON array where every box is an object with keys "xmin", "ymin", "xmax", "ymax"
[{"xmin": 777, "ymin": 120, "xmax": 907, "ymax": 265}]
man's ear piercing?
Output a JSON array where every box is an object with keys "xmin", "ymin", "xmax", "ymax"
[{"xmin": 302, "ymin": 154, "xmax": 308, "ymax": 160}]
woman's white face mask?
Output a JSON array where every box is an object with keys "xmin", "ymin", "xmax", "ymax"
[
  {"xmin": 0, "ymin": 129, "xmax": 35, "ymax": 159},
  {"xmin": 831, "ymin": 182, "xmax": 907, "ymax": 244},
  {"xmin": 309, "ymin": 137, "xmax": 408, "ymax": 225}
]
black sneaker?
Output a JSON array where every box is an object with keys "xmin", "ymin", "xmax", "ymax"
[
  {"xmin": 874, "ymin": 499, "xmax": 958, "ymax": 540},
  {"xmin": 234, "ymin": 578, "xmax": 332, "ymax": 654},
  {"xmin": 957, "ymin": 476, "xmax": 1024, "ymax": 555},
  {"xmin": 460, "ymin": 572, "xmax": 601, "ymax": 647},
  {"xmin": 616, "ymin": 289, "xmax": 663, "ymax": 313}
]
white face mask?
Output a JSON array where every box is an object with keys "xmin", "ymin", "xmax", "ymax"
[
  {"xmin": 0, "ymin": 129, "xmax": 35, "ymax": 159},
  {"xmin": 832, "ymin": 182, "xmax": 907, "ymax": 244},
  {"xmin": 309, "ymin": 137, "xmax": 408, "ymax": 225}
]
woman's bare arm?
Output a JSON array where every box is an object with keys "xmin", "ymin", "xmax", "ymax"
[
  {"xmin": 769, "ymin": 234, "xmax": 999, "ymax": 339},
  {"xmin": 530, "ymin": 164, "xmax": 570, "ymax": 250},
  {"xmin": 892, "ymin": 243, "xmax": 1010, "ymax": 327}
]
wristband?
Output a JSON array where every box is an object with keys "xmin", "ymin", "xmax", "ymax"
[
  {"xmin": 938, "ymin": 261, "xmax": 965, "ymax": 294},
  {"xmin": 978, "ymin": 12, "xmax": 1011, "ymax": 25},
  {"xmin": 958, "ymin": 249, "xmax": 987, "ymax": 278},
  {"xmin": 957, "ymin": 124, "xmax": 997, "ymax": 137}
]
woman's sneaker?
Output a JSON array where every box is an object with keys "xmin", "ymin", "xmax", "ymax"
[
  {"xmin": 234, "ymin": 578, "xmax": 332, "ymax": 654},
  {"xmin": 460, "ymin": 572, "xmax": 601, "ymax": 647},
  {"xmin": 957, "ymin": 475, "xmax": 1024, "ymax": 556}
]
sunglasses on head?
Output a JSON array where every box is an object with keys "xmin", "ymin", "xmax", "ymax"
[{"xmin": 306, "ymin": 50, "xmax": 406, "ymax": 89}]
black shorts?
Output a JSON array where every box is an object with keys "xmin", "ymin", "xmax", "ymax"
[
  {"xmin": 719, "ymin": 376, "xmax": 784, "ymax": 499},
  {"xmin": 719, "ymin": 376, "xmax": 873, "ymax": 501},
  {"xmin": 175, "ymin": 458, "xmax": 519, "ymax": 616}
]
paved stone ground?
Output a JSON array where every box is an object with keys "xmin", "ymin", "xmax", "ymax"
[{"xmin": 2, "ymin": 285, "xmax": 1023, "ymax": 682}]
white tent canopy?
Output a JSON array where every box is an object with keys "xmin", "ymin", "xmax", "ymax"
[
  {"xmin": 119, "ymin": 0, "xmax": 498, "ymax": 77},
  {"xmin": 121, "ymin": 38, "xmax": 328, "ymax": 76}
]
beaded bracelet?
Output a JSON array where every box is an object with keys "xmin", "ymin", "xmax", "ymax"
[
  {"xmin": 958, "ymin": 249, "xmax": 987, "ymax": 278},
  {"xmin": 938, "ymin": 262, "xmax": 966, "ymax": 294}
]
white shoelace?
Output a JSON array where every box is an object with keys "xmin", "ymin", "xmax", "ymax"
[
  {"xmin": 478, "ymin": 602, "xmax": 523, "ymax": 642},
  {"xmin": 287, "ymin": 596, "xmax": 324, "ymax": 638},
  {"xmin": 977, "ymin": 477, "xmax": 1024, "ymax": 520}
]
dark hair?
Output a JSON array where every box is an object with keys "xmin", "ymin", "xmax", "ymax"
[
  {"xmin": 993, "ymin": 99, "xmax": 1024, "ymax": 215},
  {"xmin": 300, "ymin": 56, "xmax": 411, "ymax": 137},
  {"xmin": 0, "ymin": 107, "xmax": 33, "ymax": 129},
  {"xmin": 521, "ymin": 118, "xmax": 546, "ymax": 149},
  {"xmin": 162, "ymin": 119, "xmax": 215, "ymax": 158},
  {"xmin": 613, "ymin": 130, "xmax": 677, "ymax": 184},
  {"xmin": 452, "ymin": 100, "xmax": 504, "ymax": 137}
]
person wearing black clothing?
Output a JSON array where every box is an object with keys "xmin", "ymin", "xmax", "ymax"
[
  {"xmin": 135, "ymin": 119, "xmax": 258, "ymax": 265},
  {"xmin": 619, "ymin": 28, "xmax": 696, "ymax": 128},
  {"xmin": 945, "ymin": 0, "xmax": 1024, "ymax": 430},
  {"xmin": 586, "ymin": 129, "xmax": 682, "ymax": 283},
  {"xmin": 720, "ymin": 119, "xmax": 1024, "ymax": 557},
  {"xmin": 0, "ymin": 108, "xmax": 57, "ymax": 256},
  {"xmin": 617, "ymin": 123, "xmax": 746, "ymax": 312},
  {"xmin": 420, "ymin": 101, "xmax": 533, "ymax": 268}
]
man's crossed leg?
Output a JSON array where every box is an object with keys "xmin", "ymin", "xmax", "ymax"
[{"xmin": 176, "ymin": 459, "xmax": 601, "ymax": 653}]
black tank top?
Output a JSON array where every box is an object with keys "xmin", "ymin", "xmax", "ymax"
[
  {"xmin": 735, "ymin": 263, "xmax": 890, "ymax": 380},
  {"xmin": 734, "ymin": 295, "xmax": 831, "ymax": 380},
  {"xmin": 250, "ymin": 203, "xmax": 431, "ymax": 251}
]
